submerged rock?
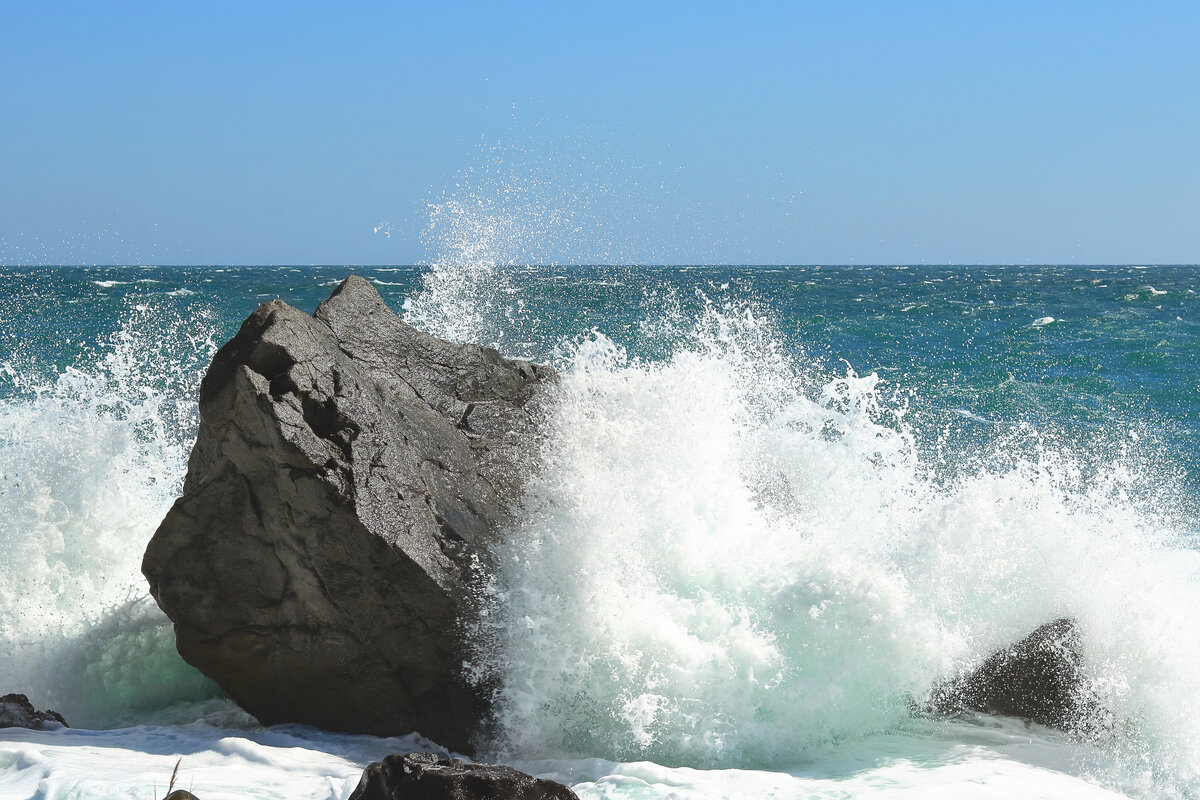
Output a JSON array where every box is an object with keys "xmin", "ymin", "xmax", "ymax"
[
  {"xmin": 927, "ymin": 618, "xmax": 1093, "ymax": 731},
  {"xmin": 143, "ymin": 276, "xmax": 554, "ymax": 753},
  {"xmin": 348, "ymin": 753, "xmax": 578, "ymax": 800},
  {"xmin": 0, "ymin": 693, "xmax": 68, "ymax": 730}
]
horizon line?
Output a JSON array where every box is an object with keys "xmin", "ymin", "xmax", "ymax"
[{"xmin": 5, "ymin": 262, "xmax": 1200, "ymax": 269}]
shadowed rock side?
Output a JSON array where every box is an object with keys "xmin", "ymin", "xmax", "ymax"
[
  {"xmin": 142, "ymin": 276, "xmax": 555, "ymax": 753},
  {"xmin": 927, "ymin": 618, "xmax": 1099, "ymax": 732},
  {"xmin": 0, "ymin": 693, "xmax": 68, "ymax": 730},
  {"xmin": 348, "ymin": 753, "xmax": 578, "ymax": 800}
]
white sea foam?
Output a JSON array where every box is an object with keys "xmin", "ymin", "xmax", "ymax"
[
  {"xmin": 1121, "ymin": 286, "xmax": 1169, "ymax": 302},
  {"xmin": 0, "ymin": 726, "xmax": 445, "ymax": 800},
  {"xmin": 457, "ymin": 288, "xmax": 1200, "ymax": 796},
  {"xmin": 371, "ymin": 166, "xmax": 1200, "ymax": 796},
  {"xmin": 0, "ymin": 299, "xmax": 223, "ymax": 726},
  {"xmin": 0, "ymin": 709, "xmax": 1135, "ymax": 799},
  {"xmin": 530, "ymin": 716, "xmax": 1133, "ymax": 799},
  {"xmin": 952, "ymin": 407, "xmax": 1001, "ymax": 425},
  {"xmin": 4, "ymin": 233, "xmax": 1198, "ymax": 797}
]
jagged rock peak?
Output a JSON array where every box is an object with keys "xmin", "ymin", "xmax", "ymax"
[{"xmin": 144, "ymin": 275, "xmax": 555, "ymax": 753}]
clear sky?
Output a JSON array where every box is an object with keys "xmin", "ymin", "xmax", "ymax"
[{"xmin": 2, "ymin": 1, "xmax": 1197, "ymax": 265}]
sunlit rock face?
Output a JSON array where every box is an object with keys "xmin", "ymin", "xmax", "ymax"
[{"xmin": 144, "ymin": 275, "xmax": 554, "ymax": 753}]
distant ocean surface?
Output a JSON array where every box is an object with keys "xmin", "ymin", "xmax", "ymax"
[{"xmin": 3, "ymin": 263, "xmax": 1200, "ymax": 799}]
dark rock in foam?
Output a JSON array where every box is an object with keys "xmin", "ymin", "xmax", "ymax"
[
  {"xmin": 0, "ymin": 693, "xmax": 68, "ymax": 730},
  {"xmin": 348, "ymin": 753, "xmax": 578, "ymax": 800},
  {"xmin": 142, "ymin": 276, "xmax": 554, "ymax": 752},
  {"xmin": 927, "ymin": 618, "xmax": 1098, "ymax": 731}
]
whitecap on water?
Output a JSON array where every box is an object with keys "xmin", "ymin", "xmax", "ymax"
[
  {"xmin": 452, "ymin": 279, "xmax": 1200, "ymax": 797},
  {"xmin": 0, "ymin": 297, "xmax": 224, "ymax": 726}
]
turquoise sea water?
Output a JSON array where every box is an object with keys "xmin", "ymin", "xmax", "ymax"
[
  {"xmin": 6, "ymin": 264, "xmax": 1200, "ymax": 498},
  {"xmin": 7, "ymin": 264, "xmax": 1200, "ymax": 442},
  {"xmin": 3, "ymin": 263, "xmax": 1200, "ymax": 798}
]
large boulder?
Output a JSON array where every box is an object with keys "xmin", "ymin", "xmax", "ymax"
[
  {"xmin": 348, "ymin": 753, "xmax": 578, "ymax": 800},
  {"xmin": 927, "ymin": 618, "xmax": 1095, "ymax": 731},
  {"xmin": 143, "ymin": 276, "xmax": 555, "ymax": 752},
  {"xmin": 0, "ymin": 693, "xmax": 68, "ymax": 730}
]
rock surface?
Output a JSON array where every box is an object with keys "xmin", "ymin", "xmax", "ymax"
[
  {"xmin": 927, "ymin": 618, "xmax": 1092, "ymax": 731},
  {"xmin": 143, "ymin": 276, "xmax": 555, "ymax": 752},
  {"xmin": 348, "ymin": 753, "xmax": 578, "ymax": 800},
  {"xmin": 0, "ymin": 693, "xmax": 68, "ymax": 730}
]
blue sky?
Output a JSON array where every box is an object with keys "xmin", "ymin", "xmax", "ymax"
[{"xmin": 2, "ymin": 1, "xmax": 1197, "ymax": 265}]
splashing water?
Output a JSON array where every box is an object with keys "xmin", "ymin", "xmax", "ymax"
[
  {"xmin": 450, "ymin": 285, "xmax": 1200, "ymax": 795},
  {"xmin": 403, "ymin": 129, "xmax": 704, "ymax": 348},
  {"xmin": 402, "ymin": 195, "xmax": 527, "ymax": 346},
  {"xmin": 1, "ymin": 232, "xmax": 1197, "ymax": 798},
  {"xmin": 0, "ymin": 297, "xmax": 226, "ymax": 725},
  {"xmin": 403, "ymin": 137, "xmax": 614, "ymax": 345},
  {"xmin": 389, "ymin": 148, "xmax": 1200, "ymax": 795}
]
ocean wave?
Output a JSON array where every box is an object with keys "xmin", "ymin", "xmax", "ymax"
[
  {"xmin": 0, "ymin": 298, "xmax": 221, "ymax": 726},
  {"xmin": 1121, "ymin": 285, "xmax": 1170, "ymax": 301},
  {"xmin": 466, "ymin": 289, "xmax": 1200, "ymax": 795}
]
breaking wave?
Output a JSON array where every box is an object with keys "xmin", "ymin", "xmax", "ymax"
[
  {"xmin": 466, "ymin": 293, "xmax": 1200, "ymax": 793},
  {"xmin": 400, "ymin": 162, "xmax": 1200, "ymax": 796},
  {"xmin": 0, "ymin": 297, "xmax": 228, "ymax": 726}
]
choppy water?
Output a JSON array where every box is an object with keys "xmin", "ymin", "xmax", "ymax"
[{"xmin": 3, "ymin": 262, "xmax": 1200, "ymax": 798}]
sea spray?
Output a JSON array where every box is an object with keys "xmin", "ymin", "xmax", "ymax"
[
  {"xmin": 402, "ymin": 127, "xmax": 716, "ymax": 351},
  {"xmin": 456, "ymin": 288, "xmax": 1200, "ymax": 796},
  {"xmin": 0, "ymin": 296, "xmax": 224, "ymax": 725},
  {"xmin": 391, "ymin": 165, "xmax": 1200, "ymax": 792},
  {"xmin": 0, "ymin": 261, "xmax": 1195, "ymax": 797},
  {"xmin": 402, "ymin": 134, "xmax": 618, "ymax": 347},
  {"xmin": 469, "ymin": 298, "xmax": 947, "ymax": 767}
]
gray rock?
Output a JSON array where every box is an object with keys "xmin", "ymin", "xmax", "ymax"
[
  {"xmin": 926, "ymin": 618, "xmax": 1096, "ymax": 731},
  {"xmin": 348, "ymin": 753, "xmax": 578, "ymax": 800},
  {"xmin": 0, "ymin": 693, "xmax": 68, "ymax": 730},
  {"xmin": 142, "ymin": 276, "xmax": 554, "ymax": 753}
]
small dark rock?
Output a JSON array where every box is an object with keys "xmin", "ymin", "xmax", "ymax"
[
  {"xmin": 348, "ymin": 753, "xmax": 578, "ymax": 800},
  {"xmin": 164, "ymin": 792, "xmax": 200, "ymax": 800},
  {"xmin": 0, "ymin": 693, "xmax": 68, "ymax": 730},
  {"xmin": 927, "ymin": 618, "xmax": 1096, "ymax": 731}
]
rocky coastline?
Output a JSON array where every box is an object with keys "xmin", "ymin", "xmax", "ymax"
[{"xmin": 91, "ymin": 275, "xmax": 1100, "ymax": 797}]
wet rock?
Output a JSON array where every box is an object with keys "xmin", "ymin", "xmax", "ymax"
[
  {"xmin": 0, "ymin": 693, "xmax": 68, "ymax": 730},
  {"xmin": 143, "ymin": 276, "xmax": 555, "ymax": 753},
  {"xmin": 348, "ymin": 753, "xmax": 578, "ymax": 800},
  {"xmin": 164, "ymin": 792, "xmax": 200, "ymax": 800},
  {"xmin": 927, "ymin": 618, "xmax": 1093, "ymax": 731}
]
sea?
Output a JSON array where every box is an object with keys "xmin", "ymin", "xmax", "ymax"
[{"xmin": 3, "ymin": 260, "xmax": 1200, "ymax": 799}]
